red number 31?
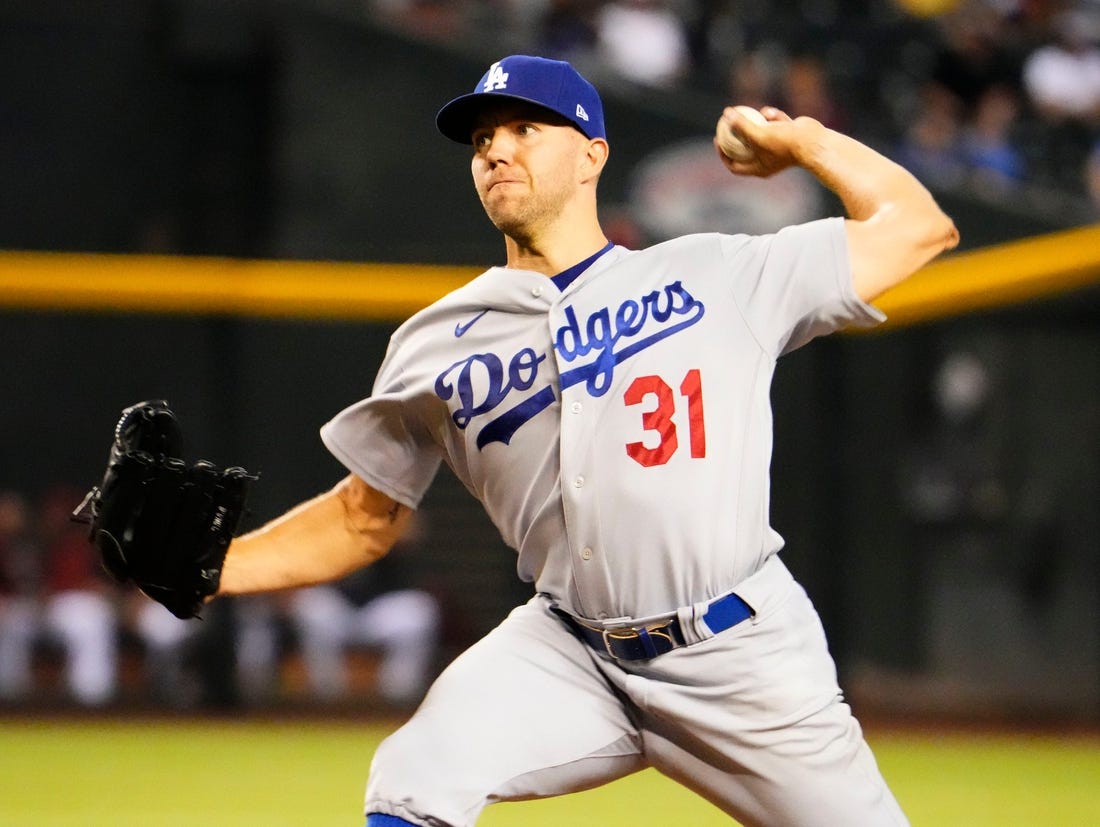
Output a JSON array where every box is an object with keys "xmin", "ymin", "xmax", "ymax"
[{"xmin": 624, "ymin": 369, "xmax": 706, "ymax": 467}]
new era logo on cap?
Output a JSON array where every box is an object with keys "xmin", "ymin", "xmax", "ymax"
[{"xmin": 436, "ymin": 55, "xmax": 606, "ymax": 144}]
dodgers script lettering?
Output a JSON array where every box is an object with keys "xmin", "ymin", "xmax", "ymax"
[{"xmin": 434, "ymin": 280, "xmax": 705, "ymax": 447}]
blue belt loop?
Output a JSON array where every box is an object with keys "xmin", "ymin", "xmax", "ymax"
[
  {"xmin": 635, "ymin": 626, "xmax": 660, "ymax": 659},
  {"xmin": 701, "ymin": 592, "xmax": 753, "ymax": 635}
]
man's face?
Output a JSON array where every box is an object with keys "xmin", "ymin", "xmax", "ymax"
[{"xmin": 469, "ymin": 102, "xmax": 588, "ymax": 241}]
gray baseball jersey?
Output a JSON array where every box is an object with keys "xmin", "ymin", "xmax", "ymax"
[
  {"xmin": 321, "ymin": 217, "xmax": 882, "ymax": 623},
  {"xmin": 326, "ymin": 217, "xmax": 909, "ymax": 827}
]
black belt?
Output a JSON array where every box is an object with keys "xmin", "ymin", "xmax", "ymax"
[{"xmin": 553, "ymin": 591, "xmax": 753, "ymax": 661}]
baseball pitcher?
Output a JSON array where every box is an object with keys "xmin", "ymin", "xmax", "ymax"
[{"xmin": 81, "ymin": 55, "xmax": 958, "ymax": 826}]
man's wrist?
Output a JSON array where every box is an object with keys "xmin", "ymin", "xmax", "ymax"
[{"xmin": 789, "ymin": 116, "xmax": 831, "ymax": 174}]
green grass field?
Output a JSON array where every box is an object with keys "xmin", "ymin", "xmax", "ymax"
[{"xmin": 2, "ymin": 718, "xmax": 1097, "ymax": 825}]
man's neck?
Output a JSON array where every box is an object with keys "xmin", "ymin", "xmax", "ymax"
[{"xmin": 504, "ymin": 227, "xmax": 609, "ymax": 276}]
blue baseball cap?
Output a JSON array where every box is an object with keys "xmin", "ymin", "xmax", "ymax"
[{"xmin": 436, "ymin": 55, "xmax": 606, "ymax": 144}]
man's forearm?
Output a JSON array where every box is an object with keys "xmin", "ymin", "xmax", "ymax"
[
  {"xmin": 792, "ymin": 118, "xmax": 959, "ymax": 301},
  {"xmin": 217, "ymin": 474, "xmax": 411, "ymax": 596},
  {"xmin": 792, "ymin": 120, "xmax": 924, "ymax": 221}
]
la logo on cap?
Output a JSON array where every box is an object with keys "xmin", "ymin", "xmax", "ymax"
[{"xmin": 483, "ymin": 61, "xmax": 509, "ymax": 92}]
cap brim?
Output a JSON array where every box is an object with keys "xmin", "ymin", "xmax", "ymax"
[{"xmin": 436, "ymin": 92, "xmax": 584, "ymax": 144}]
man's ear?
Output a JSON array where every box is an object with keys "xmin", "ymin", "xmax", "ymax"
[{"xmin": 581, "ymin": 137, "xmax": 610, "ymax": 182}]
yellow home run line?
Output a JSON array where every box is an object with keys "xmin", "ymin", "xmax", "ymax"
[
  {"xmin": 0, "ymin": 223, "xmax": 1097, "ymax": 327},
  {"xmin": 0, "ymin": 253, "xmax": 480, "ymax": 321},
  {"xmin": 871, "ymin": 222, "xmax": 1100, "ymax": 329}
]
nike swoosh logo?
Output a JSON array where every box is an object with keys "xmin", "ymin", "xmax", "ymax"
[{"xmin": 454, "ymin": 309, "xmax": 489, "ymax": 338}]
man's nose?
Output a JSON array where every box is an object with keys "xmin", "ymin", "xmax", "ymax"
[{"xmin": 486, "ymin": 129, "xmax": 516, "ymax": 164}]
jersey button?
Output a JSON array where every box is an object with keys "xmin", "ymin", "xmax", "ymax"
[
  {"xmin": 570, "ymin": 401, "xmax": 582, "ymax": 414},
  {"xmin": 573, "ymin": 475, "xmax": 585, "ymax": 488},
  {"xmin": 581, "ymin": 547, "xmax": 593, "ymax": 560},
  {"xmin": 531, "ymin": 286, "xmax": 543, "ymax": 298}
]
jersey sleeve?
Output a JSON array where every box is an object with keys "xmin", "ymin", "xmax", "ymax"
[
  {"xmin": 319, "ymin": 340, "xmax": 443, "ymax": 510},
  {"xmin": 721, "ymin": 216, "xmax": 885, "ymax": 357}
]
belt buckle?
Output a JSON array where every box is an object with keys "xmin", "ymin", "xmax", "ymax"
[
  {"xmin": 601, "ymin": 620, "xmax": 678, "ymax": 660},
  {"xmin": 601, "ymin": 627, "xmax": 631, "ymax": 659}
]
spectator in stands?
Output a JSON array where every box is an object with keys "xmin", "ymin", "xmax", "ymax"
[
  {"xmin": 778, "ymin": 53, "xmax": 847, "ymax": 132},
  {"xmin": 234, "ymin": 510, "xmax": 442, "ymax": 708},
  {"xmin": 234, "ymin": 593, "xmax": 283, "ymax": 704},
  {"xmin": 594, "ymin": 0, "xmax": 691, "ymax": 87},
  {"xmin": 0, "ymin": 490, "xmax": 39, "ymax": 701},
  {"xmin": 286, "ymin": 557, "xmax": 442, "ymax": 708},
  {"xmin": 126, "ymin": 590, "xmax": 269, "ymax": 711},
  {"xmin": 893, "ymin": 80, "xmax": 969, "ymax": 190},
  {"xmin": 537, "ymin": 0, "xmax": 600, "ymax": 63},
  {"xmin": 961, "ymin": 83, "xmax": 1027, "ymax": 192},
  {"xmin": 679, "ymin": 0, "xmax": 747, "ymax": 94},
  {"xmin": 927, "ymin": 8, "xmax": 1023, "ymax": 114},
  {"xmin": 1021, "ymin": 8, "xmax": 1100, "ymax": 124},
  {"xmin": 725, "ymin": 46, "xmax": 782, "ymax": 114},
  {"xmin": 1020, "ymin": 8, "xmax": 1100, "ymax": 186},
  {"xmin": 897, "ymin": 344, "xmax": 1012, "ymax": 682},
  {"xmin": 129, "ymin": 594, "xmax": 203, "ymax": 707},
  {"xmin": 38, "ymin": 484, "xmax": 119, "ymax": 706}
]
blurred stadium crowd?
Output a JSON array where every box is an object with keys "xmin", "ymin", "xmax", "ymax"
[
  {"xmin": 365, "ymin": 0, "xmax": 1100, "ymax": 216},
  {"xmin": 0, "ymin": 485, "xmax": 444, "ymax": 712}
]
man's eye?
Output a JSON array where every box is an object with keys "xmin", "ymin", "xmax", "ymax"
[{"xmin": 518, "ymin": 123, "xmax": 536, "ymax": 135}]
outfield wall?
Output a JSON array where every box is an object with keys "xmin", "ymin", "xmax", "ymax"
[{"xmin": 0, "ymin": 231, "xmax": 1097, "ymax": 716}]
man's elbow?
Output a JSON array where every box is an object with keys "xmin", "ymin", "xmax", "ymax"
[
  {"xmin": 891, "ymin": 196, "xmax": 959, "ymax": 262},
  {"xmin": 849, "ymin": 203, "xmax": 959, "ymax": 302},
  {"xmin": 929, "ymin": 206, "xmax": 960, "ymax": 256},
  {"xmin": 335, "ymin": 474, "xmax": 412, "ymax": 563},
  {"xmin": 906, "ymin": 204, "xmax": 960, "ymax": 281}
]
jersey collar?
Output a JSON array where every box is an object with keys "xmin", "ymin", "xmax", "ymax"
[{"xmin": 550, "ymin": 241, "xmax": 615, "ymax": 292}]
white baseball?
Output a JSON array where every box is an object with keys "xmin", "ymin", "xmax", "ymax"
[{"xmin": 715, "ymin": 106, "xmax": 767, "ymax": 162}]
